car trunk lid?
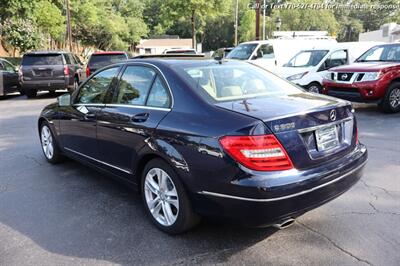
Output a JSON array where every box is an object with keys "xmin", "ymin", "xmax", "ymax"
[
  {"xmin": 215, "ymin": 93, "xmax": 356, "ymax": 170},
  {"xmin": 21, "ymin": 54, "xmax": 65, "ymax": 81}
]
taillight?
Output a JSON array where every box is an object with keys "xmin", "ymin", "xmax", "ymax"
[
  {"xmin": 219, "ymin": 134, "xmax": 293, "ymax": 171},
  {"xmin": 86, "ymin": 67, "xmax": 90, "ymax": 77},
  {"xmin": 64, "ymin": 66, "xmax": 69, "ymax": 75}
]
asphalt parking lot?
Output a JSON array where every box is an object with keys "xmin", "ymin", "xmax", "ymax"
[{"xmin": 0, "ymin": 92, "xmax": 399, "ymax": 266}]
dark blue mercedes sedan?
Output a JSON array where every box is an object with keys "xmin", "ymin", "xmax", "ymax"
[{"xmin": 38, "ymin": 58, "xmax": 367, "ymax": 234}]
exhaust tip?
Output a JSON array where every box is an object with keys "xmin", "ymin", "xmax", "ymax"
[{"xmin": 272, "ymin": 218, "xmax": 295, "ymax": 230}]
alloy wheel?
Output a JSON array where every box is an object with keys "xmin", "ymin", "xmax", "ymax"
[
  {"xmin": 308, "ymin": 85, "xmax": 320, "ymax": 93},
  {"xmin": 41, "ymin": 125, "xmax": 54, "ymax": 159},
  {"xmin": 144, "ymin": 168, "xmax": 179, "ymax": 226},
  {"xmin": 389, "ymin": 88, "xmax": 400, "ymax": 108}
]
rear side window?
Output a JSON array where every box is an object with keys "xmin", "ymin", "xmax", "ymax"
[
  {"xmin": 114, "ymin": 66, "xmax": 156, "ymax": 106},
  {"xmin": 88, "ymin": 54, "xmax": 127, "ymax": 68},
  {"xmin": 22, "ymin": 54, "xmax": 63, "ymax": 66},
  {"xmin": 64, "ymin": 54, "xmax": 71, "ymax": 64},
  {"xmin": 75, "ymin": 67, "xmax": 119, "ymax": 104},
  {"xmin": 147, "ymin": 76, "xmax": 171, "ymax": 108}
]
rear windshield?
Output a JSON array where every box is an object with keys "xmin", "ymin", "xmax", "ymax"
[
  {"xmin": 176, "ymin": 61, "xmax": 301, "ymax": 102},
  {"xmin": 22, "ymin": 54, "xmax": 63, "ymax": 66},
  {"xmin": 88, "ymin": 54, "xmax": 127, "ymax": 68}
]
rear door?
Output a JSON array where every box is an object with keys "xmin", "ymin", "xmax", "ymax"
[
  {"xmin": 21, "ymin": 53, "xmax": 65, "ymax": 82},
  {"xmin": 59, "ymin": 66, "xmax": 121, "ymax": 159},
  {"xmin": 96, "ymin": 64, "xmax": 172, "ymax": 174}
]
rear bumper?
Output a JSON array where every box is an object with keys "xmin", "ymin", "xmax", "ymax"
[
  {"xmin": 192, "ymin": 144, "xmax": 367, "ymax": 226},
  {"xmin": 20, "ymin": 80, "xmax": 69, "ymax": 91}
]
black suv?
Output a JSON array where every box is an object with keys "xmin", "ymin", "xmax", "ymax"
[{"xmin": 20, "ymin": 51, "xmax": 84, "ymax": 98}]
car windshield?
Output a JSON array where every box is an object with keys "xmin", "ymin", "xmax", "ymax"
[
  {"xmin": 177, "ymin": 61, "xmax": 301, "ymax": 102},
  {"xmin": 22, "ymin": 54, "xmax": 63, "ymax": 66},
  {"xmin": 357, "ymin": 44, "xmax": 400, "ymax": 62},
  {"xmin": 88, "ymin": 54, "xmax": 127, "ymax": 68},
  {"xmin": 226, "ymin": 43, "xmax": 258, "ymax": 60},
  {"xmin": 286, "ymin": 50, "xmax": 329, "ymax": 67}
]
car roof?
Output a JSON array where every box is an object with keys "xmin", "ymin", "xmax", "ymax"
[
  {"xmin": 24, "ymin": 50, "xmax": 69, "ymax": 55},
  {"xmin": 126, "ymin": 58, "xmax": 246, "ymax": 69},
  {"xmin": 92, "ymin": 51, "xmax": 127, "ymax": 55}
]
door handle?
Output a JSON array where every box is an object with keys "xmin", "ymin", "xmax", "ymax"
[{"xmin": 131, "ymin": 113, "xmax": 149, "ymax": 123}]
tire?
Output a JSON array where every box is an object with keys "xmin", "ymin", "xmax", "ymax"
[
  {"xmin": 306, "ymin": 82, "xmax": 322, "ymax": 93},
  {"xmin": 141, "ymin": 158, "xmax": 200, "ymax": 234},
  {"xmin": 39, "ymin": 121, "xmax": 63, "ymax": 164},
  {"xmin": 25, "ymin": 89, "xmax": 37, "ymax": 98},
  {"xmin": 379, "ymin": 82, "xmax": 400, "ymax": 113},
  {"xmin": 68, "ymin": 77, "xmax": 79, "ymax": 94}
]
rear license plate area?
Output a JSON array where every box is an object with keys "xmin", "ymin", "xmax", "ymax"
[{"xmin": 315, "ymin": 124, "xmax": 339, "ymax": 151}]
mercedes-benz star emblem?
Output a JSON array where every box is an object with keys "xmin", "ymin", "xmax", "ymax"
[
  {"xmin": 330, "ymin": 109, "xmax": 337, "ymax": 121},
  {"xmin": 341, "ymin": 74, "xmax": 348, "ymax": 80}
]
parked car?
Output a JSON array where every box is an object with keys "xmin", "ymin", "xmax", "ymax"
[
  {"xmin": 0, "ymin": 58, "xmax": 21, "ymax": 97},
  {"xmin": 163, "ymin": 48, "xmax": 197, "ymax": 54},
  {"xmin": 277, "ymin": 42, "xmax": 382, "ymax": 93},
  {"xmin": 38, "ymin": 59, "xmax": 367, "ymax": 234},
  {"xmin": 86, "ymin": 51, "xmax": 128, "ymax": 78},
  {"xmin": 322, "ymin": 43, "xmax": 400, "ymax": 113},
  {"xmin": 20, "ymin": 51, "xmax": 83, "ymax": 98},
  {"xmin": 226, "ymin": 39, "xmax": 336, "ymax": 71}
]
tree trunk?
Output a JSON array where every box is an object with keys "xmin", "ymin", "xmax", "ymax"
[{"xmin": 191, "ymin": 9, "xmax": 196, "ymax": 49}]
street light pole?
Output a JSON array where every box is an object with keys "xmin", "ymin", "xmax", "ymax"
[
  {"xmin": 262, "ymin": 0, "xmax": 266, "ymax": 40},
  {"xmin": 65, "ymin": 0, "xmax": 72, "ymax": 52},
  {"xmin": 255, "ymin": 0, "xmax": 260, "ymax": 40},
  {"xmin": 234, "ymin": 0, "xmax": 239, "ymax": 46}
]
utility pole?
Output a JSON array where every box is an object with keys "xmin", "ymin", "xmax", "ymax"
[
  {"xmin": 262, "ymin": 0, "xmax": 266, "ymax": 40},
  {"xmin": 65, "ymin": 0, "xmax": 72, "ymax": 52},
  {"xmin": 191, "ymin": 10, "xmax": 196, "ymax": 49},
  {"xmin": 255, "ymin": 0, "xmax": 260, "ymax": 40},
  {"xmin": 234, "ymin": 0, "xmax": 239, "ymax": 46}
]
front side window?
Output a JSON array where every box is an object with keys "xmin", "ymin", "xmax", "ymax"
[
  {"xmin": 258, "ymin": 44, "xmax": 275, "ymax": 59},
  {"xmin": 114, "ymin": 66, "xmax": 156, "ymax": 106},
  {"xmin": 357, "ymin": 44, "xmax": 400, "ymax": 62},
  {"xmin": 3, "ymin": 61, "xmax": 15, "ymax": 72},
  {"xmin": 75, "ymin": 67, "xmax": 119, "ymax": 104},
  {"xmin": 287, "ymin": 50, "xmax": 328, "ymax": 67},
  {"xmin": 179, "ymin": 62, "xmax": 301, "ymax": 102},
  {"xmin": 226, "ymin": 43, "xmax": 258, "ymax": 60}
]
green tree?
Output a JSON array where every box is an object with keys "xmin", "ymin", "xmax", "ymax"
[
  {"xmin": 35, "ymin": 0, "xmax": 65, "ymax": 42},
  {"xmin": 2, "ymin": 18, "xmax": 40, "ymax": 54},
  {"xmin": 157, "ymin": 0, "xmax": 229, "ymax": 47}
]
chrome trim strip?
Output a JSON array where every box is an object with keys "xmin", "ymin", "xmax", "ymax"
[
  {"xmin": 64, "ymin": 147, "xmax": 132, "ymax": 174},
  {"xmin": 73, "ymin": 103, "xmax": 106, "ymax": 107},
  {"xmin": 105, "ymin": 104, "xmax": 171, "ymax": 111},
  {"xmin": 198, "ymin": 160, "xmax": 367, "ymax": 202},
  {"xmin": 298, "ymin": 117, "xmax": 352, "ymax": 133},
  {"xmin": 263, "ymin": 102, "xmax": 350, "ymax": 123}
]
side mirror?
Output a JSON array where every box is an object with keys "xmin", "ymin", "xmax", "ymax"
[
  {"xmin": 58, "ymin": 93, "xmax": 71, "ymax": 107},
  {"xmin": 251, "ymin": 54, "xmax": 258, "ymax": 60}
]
